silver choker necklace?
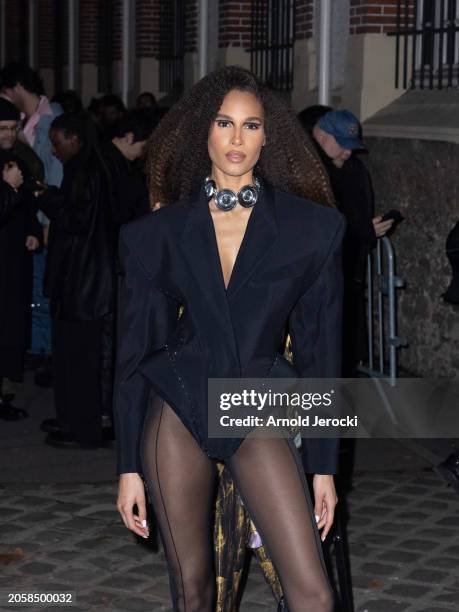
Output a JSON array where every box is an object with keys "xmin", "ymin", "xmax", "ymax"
[{"xmin": 203, "ymin": 176, "xmax": 260, "ymax": 212}]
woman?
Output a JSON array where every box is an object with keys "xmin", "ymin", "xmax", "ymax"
[{"xmin": 116, "ymin": 66, "xmax": 345, "ymax": 611}]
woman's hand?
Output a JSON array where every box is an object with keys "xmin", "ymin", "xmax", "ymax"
[
  {"xmin": 117, "ymin": 472, "xmax": 150, "ymax": 539},
  {"xmin": 313, "ymin": 474, "xmax": 338, "ymax": 542},
  {"xmin": 2, "ymin": 162, "xmax": 23, "ymax": 190}
]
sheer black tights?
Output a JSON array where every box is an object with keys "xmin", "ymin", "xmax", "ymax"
[{"xmin": 141, "ymin": 396, "xmax": 333, "ymax": 612}]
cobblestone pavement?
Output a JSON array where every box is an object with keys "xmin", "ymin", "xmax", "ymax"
[{"xmin": 0, "ymin": 468, "xmax": 458, "ymax": 612}]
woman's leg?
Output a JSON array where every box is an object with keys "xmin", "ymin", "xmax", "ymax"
[
  {"xmin": 228, "ymin": 436, "xmax": 334, "ymax": 612},
  {"xmin": 141, "ymin": 396, "xmax": 217, "ymax": 612}
]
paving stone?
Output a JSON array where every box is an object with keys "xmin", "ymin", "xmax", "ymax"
[
  {"xmin": 405, "ymin": 568, "xmax": 451, "ymax": 583},
  {"xmin": 428, "ymin": 556, "xmax": 459, "ymax": 570},
  {"xmin": 100, "ymin": 575, "xmax": 146, "ymax": 591},
  {"xmin": 360, "ymin": 562, "xmax": 398, "ymax": 577},
  {"xmin": 141, "ymin": 580, "xmax": 173, "ymax": 600},
  {"xmin": 351, "ymin": 574, "xmax": 386, "ymax": 589},
  {"xmin": 74, "ymin": 536, "xmax": 112, "ymax": 550},
  {"xmin": 397, "ymin": 539, "xmax": 439, "ymax": 551},
  {"xmin": 53, "ymin": 567, "xmax": 105, "ymax": 584},
  {"xmin": 0, "ymin": 507, "xmax": 23, "ymax": 519},
  {"xmin": 378, "ymin": 550, "xmax": 421, "ymax": 563},
  {"xmin": 357, "ymin": 599, "xmax": 409, "ymax": 611},
  {"xmin": 76, "ymin": 589, "xmax": 121, "ymax": 607},
  {"xmin": 0, "ymin": 523, "xmax": 23, "ymax": 536},
  {"xmin": 385, "ymin": 583, "xmax": 432, "ymax": 597},
  {"xmin": 417, "ymin": 608, "xmax": 458, "ymax": 612},
  {"xmin": 111, "ymin": 544, "xmax": 151, "ymax": 560},
  {"xmin": 23, "ymin": 511, "xmax": 57, "ymax": 522},
  {"xmin": 54, "ymin": 517, "xmax": 100, "ymax": 531},
  {"xmin": 375, "ymin": 495, "xmax": 411, "ymax": 505},
  {"xmin": 433, "ymin": 591, "xmax": 459, "ymax": 605},
  {"xmin": 47, "ymin": 550, "xmax": 80, "ymax": 561},
  {"xmin": 418, "ymin": 528, "xmax": 457, "ymax": 538},
  {"xmin": 443, "ymin": 545, "xmax": 459, "ymax": 556},
  {"xmin": 435, "ymin": 516, "xmax": 459, "ymax": 527},
  {"xmin": 46, "ymin": 502, "xmax": 87, "ymax": 514},
  {"xmin": 110, "ymin": 596, "xmax": 160, "ymax": 611},
  {"xmin": 396, "ymin": 511, "xmax": 431, "ymax": 521},
  {"xmin": 126, "ymin": 562, "xmax": 167, "ymax": 579},
  {"xmin": 20, "ymin": 561, "xmax": 56, "ymax": 575},
  {"xmin": 17, "ymin": 496, "xmax": 55, "ymax": 508},
  {"xmin": 30, "ymin": 529, "xmax": 76, "ymax": 544}
]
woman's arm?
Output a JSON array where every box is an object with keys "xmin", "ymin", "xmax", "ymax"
[
  {"xmin": 114, "ymin": 227, "xmax": 178, "ymax": 535},
  {"xmin": 289, "ymin": 213, "xmax": 345, "ymax": 474},
  {"xmin": 288, "ymin": 214, "xmax": 345, "ymax": 540}
]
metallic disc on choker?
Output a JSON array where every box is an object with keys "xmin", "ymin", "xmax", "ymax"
[
  {"xmin": 215, "ymin": 189, "xmax": 238, "ymax": 211},
  {"xmin": 204, "ymin": 179, "xmax": 216, "ymax": 199},
  {"xmin": 238, "ymin": 185, "xmax": 258, "ymax": 208}
]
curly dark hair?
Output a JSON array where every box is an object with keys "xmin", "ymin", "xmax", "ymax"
[{"xmin": 146, "ymin": 66, "xmax": 334, "ymax": 208}]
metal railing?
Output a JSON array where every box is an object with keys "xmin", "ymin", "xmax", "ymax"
[
  {"xmin": 249, "ymin": 0, "xmax": 296, "ymax": 93},
  {"xmin": 158, "ymin": 0, "xmax": 185, "ymax": 95},
  {"xmin": 391, "ymin": 0, "xmax": 459, "ymax": 89},
  {"xmin": 358, "ymin": 237, "xmax": 408, "ymax": 385}
]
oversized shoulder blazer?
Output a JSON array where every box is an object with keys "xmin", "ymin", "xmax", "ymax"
[{"xmin": 114, "ymin": 181, "xmax": 345, "ymax": 475}]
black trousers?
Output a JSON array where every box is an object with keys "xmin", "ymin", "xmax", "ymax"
[{"xmin": 52, "ymin": 318, "xmax": 106, "ymax": 446}]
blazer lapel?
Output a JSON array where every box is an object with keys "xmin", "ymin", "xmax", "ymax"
[
  {"xmin": 179, "ymin": 190, "xmax": 240, "ymax": 359},
  {"xmin": 226, "ymin": 181, "xmax": 278, "ymax": 299}
]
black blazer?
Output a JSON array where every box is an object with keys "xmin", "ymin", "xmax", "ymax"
[{"xmin": 114, "ymin": 182, "xmax": 345, "ymax": 475}]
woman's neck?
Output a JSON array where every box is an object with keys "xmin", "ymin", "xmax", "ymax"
[{"xmin": 211, "ymin": 167, "xmax": 254, "ymax": 192}]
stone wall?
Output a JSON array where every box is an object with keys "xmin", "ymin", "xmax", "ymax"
[{"xmin": 364, "ymin": 137, "xmax": 459, "ymax": 377}]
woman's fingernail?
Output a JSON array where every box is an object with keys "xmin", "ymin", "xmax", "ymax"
[
  {"xmin": 142, "ymin": 534, "xmax": 148, "ymax": 539},
  {"xmin": 315, "ymin": 515, "xmax": 320, "ymax": 523},
  {"xmin": 141, "ymin": 520, "xmax": 147, "ymax": 528}
]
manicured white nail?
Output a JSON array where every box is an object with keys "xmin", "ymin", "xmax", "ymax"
[
  {"xmin": 315, "ymin": 515, "xmax": 320, "ymax": 523},
  {"xmin": 141, "ymin": 520, "xmax": 147, "ymax": 528}
]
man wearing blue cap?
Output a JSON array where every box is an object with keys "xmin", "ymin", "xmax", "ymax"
[{"xmin": 311, "ymin": 109, "xmax": 393, "ymax": 375}]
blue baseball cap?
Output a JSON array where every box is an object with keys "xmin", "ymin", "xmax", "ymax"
[{"xmin": 317, "ymin": 110, "xmax": 365, "ymax": 150}]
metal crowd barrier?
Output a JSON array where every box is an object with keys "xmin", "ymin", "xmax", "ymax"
[{"xmin": 358, "ymin": 236, "xmax": 407, "ymax": 385}]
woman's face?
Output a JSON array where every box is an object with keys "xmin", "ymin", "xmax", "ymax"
[{"xmin": 208, "ymin": 89, "xmax": 265, "ymax": 180}]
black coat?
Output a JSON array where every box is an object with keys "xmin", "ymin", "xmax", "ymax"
[
  {"xmin": 0, "ymin": 151, "xmax": 42, "ymax": 376},
  {"xmin": 114, "ymin": 182, "xmax": 345, "ymax": 476},
  {"xmin": 38, "ymin": 152, "xmax": 116, "ymax": 321},
  {"xmin": 102, "ymin": 142, "xmax": 150, "ymax": 225}
]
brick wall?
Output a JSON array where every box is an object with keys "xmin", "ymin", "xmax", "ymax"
[
  {"xmin": 80, "ymin": 0, "xmax": 99, "ymax": 64},
  {"xmin": 350, "ymin": 0, "xmax": 414, "ymax": 35},
  {"xmin": 219, "ymin": 0, "xmax": 252, "ymax": 49},
  {"xmin": 296, "ymin": 0, "xmax": 314, "ymax": 40}
]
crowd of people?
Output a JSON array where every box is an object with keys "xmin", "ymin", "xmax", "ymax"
[{"xmin": 0, "ymin": 62, "xmax": 158, "ymax": 451}]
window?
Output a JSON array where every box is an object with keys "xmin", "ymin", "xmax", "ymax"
[
  {"xmin": 392, "ymin": 0, "xmax": 459, "ymax": 89},
  {"xmin": 158, "ymin": 0, "xmax": 186, "ymax": 95},
  {"xmin": 250, "ymin": 0, "xmax": 296, "ymax": 93}
]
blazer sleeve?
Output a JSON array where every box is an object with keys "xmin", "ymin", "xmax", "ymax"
[
  {"xmin": 289, "ymin": 214, "xmax": 345, "ymax": 474},
  {"xmin": 114, "ymin": 230, "xmax": 179, "ymax": 475}
]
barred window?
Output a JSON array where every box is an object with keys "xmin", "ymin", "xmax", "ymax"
[
  {"xmin": 250, "ymin": 0, "xmax": 296, "ymax": 93},
  {"xmin": 158, "ymin": 0, "xmax": 186, "ymax": 95}
]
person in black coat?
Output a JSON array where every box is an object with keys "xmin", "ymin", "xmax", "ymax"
[
  {"xmin": 103, "ymin": 109, "xmax": 157, "ymax": 226},
  {"xmin": 306, "ymin": 109, "xmax": 394, "ymax": 375},
  {"xmin": 36, "ymin": 113, "xmax": 116, "ymax": 448},
  {"xmin": 0, "ymin": 98, "xmax": 41, "ymax": 420},
  {"xmin": 115, "ymin": 66, "xmax": 344, "ymax": 611}
]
